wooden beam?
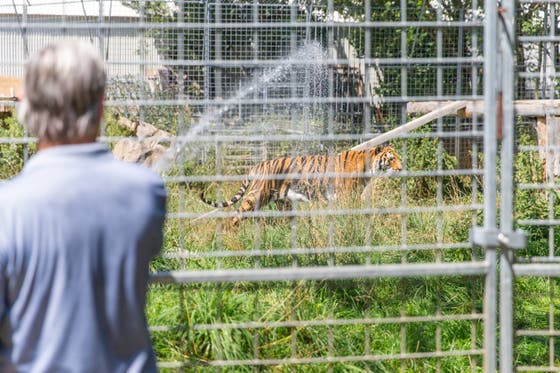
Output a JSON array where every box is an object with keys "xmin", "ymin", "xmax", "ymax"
[
  {"xmin": 0, "ymin": 76, "xmax": 21, "ymax": 99},
  {"xmin": 352, "ymin": 101, "xmax": 468, "ymax": 151},
  {"xmin": 513, "ymin": 100, "xmax": 560, "ymax": 116},
  {"xmin": 0, "ymin": 76, "xmax": 21, "ymax": 113},
  {"xmin": 407, "ymin": 99, "xmax": 560, "ymax": 117}
]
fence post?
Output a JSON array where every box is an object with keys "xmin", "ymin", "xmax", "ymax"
[
  {"xmin": 483, "ymin": 0, "xmax": 499, "ymax": 370},
  {"xmin": 363, "ymin": 0, "xmax": 371, "ymax": 135},
  {"xmin": 500, "ymin": 0, "xmax": 516, "ymax": 370},
  {"xmin": 203, "ymin": 0, "xmax": 211, "ymax": 114}
]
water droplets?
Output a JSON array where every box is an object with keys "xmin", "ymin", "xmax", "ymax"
[{"xmin": 153, "ymin": 41, "xmax": 327, "ymax": 174}]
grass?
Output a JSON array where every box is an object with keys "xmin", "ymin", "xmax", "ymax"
[
  {"xmin": 149, "ymin": 151, "xmax": 485, "ymax": 371},
  {"xmin": 147, "ymin": 278, "xmax": 484, "ymax": 372}
]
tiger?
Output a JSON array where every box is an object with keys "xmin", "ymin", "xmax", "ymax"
[{"xmin": 200, "ymin": 145, "xmax": 402, "ymax": 227}]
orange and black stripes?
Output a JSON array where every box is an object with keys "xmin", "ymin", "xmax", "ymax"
[
  {"xmin": 199, "ymin": 178, "xmax": 251, "ymax": 208},
  {"xmin": 200, "ymin": 145, "xmax": 402, "ymax": 226}
]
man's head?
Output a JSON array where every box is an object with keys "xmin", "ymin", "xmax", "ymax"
[{"xmin": 18, "ymin": 40, "xmax": 106, "ymax": 147}]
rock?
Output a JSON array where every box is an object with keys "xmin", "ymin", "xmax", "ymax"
[
  {"xmin": 112, "ymin": 138, "xmax": 167, "ymax": 167},
  {"xmin": 111, "ymin": 115, "xmax": 170, "ymax": 168}
]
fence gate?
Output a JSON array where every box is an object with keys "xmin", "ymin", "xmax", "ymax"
[{"xmin": 507, "ymin": 0, "xmax": 560, "ymax": 371}]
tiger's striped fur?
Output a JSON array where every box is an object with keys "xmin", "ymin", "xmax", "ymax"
[{"xmin": 200, "ymin": 145, "xmax": 402, "ymax": 226}]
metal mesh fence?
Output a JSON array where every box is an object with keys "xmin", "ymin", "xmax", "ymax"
[
  {"xmin": 2, "ymin": 0, "xmax": 545, "ymax": 371},
  {"xmin": 512, "ymin": 1, "xmax": 560, "ymax": 371}
]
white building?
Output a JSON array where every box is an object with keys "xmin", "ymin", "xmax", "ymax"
[{"xmin": 0, "ymin": 0, "xmax": 163, "ymax": 80}]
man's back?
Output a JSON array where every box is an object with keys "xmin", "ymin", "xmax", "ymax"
[{"xmin": 0, "ymin": 143, "xmax": 166, "ymax": 372}]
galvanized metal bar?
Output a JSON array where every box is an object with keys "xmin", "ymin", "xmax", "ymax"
[
  {"xmin": 86, "ymin": 132, "xmax": 490, "ymax": 146},
  {"xmin": 519, "ymin": 35, "xmax": 560, "ymax": 43},
  {"xmin": 102, "ymin": 95, "xmax": 481, "ymax": 107},
  {"xmin": 213, "ymin": 1, "xmax": 225, "ymax": 270},
  {"xmin": 517, "ymin": 330, "xmax": 560, "ymax": 337},
  {"xmin": 513, "ymin": 264, "xmax": 560, "ymax": 276},
  {"xmin": 175, "ymin": 2, "xmax": 188, "ymax": 270},
  {"xmin": 169, "ymin": 204, "xmax": 484, "ymax": 220},
  {"xmin": 0, "ymin": 21, "xmax": 485, "ymax": 30},
  {"xmin": 156, "ymin": 349, "xmax": 484, "ymax": 368},
  {"xmin": 202, "ymin": 1, "xmax": 211, "ymax": 113},
  {"xmin": 215, "ymin": 0, "xmax": 223, "ymax": 100},
  {"xmin": 519, "ymin": 71, "xmax": 560, "ymax": 79},
  {"xmin": 5, "ymin": 167, "xmax": 486, "ymax": 184},
  {"xmin": 1, "ymin": 56, "xmax": 484, "ymax": 69},
  {"xmin": 518, "ymin": 0, "xmax": 560, "ymax": 3},
  {"xmin": 499, "ymin": 0, "xmax": 516, "ymax": 368},
  {"xmin": 547, "ymin": 6, "xmax": 558, "ymax": 370},
  {"xmin": 326, "ymin": 0, "xmax": 335, "ymax": 137},
  {"xmin": 470, "ymin": 4, "xmax": 481, "ymax": 370},
  {"xmin": 161, "ymin": 242, "xmax": 473, "ymax": 260},
  {"xmin": 516, "ymin": 367, "xmax": 560, "ymax": 372},
  {"xmin": 364, "ymin": 0, "xmax": 372, "ymax": 135},
  {"xmin": 150, "ymin": 313, "xmax": 484, "ymax": 331},
  {"xmin": 483, "ymin": 0, "xmax": 499, "ymax": 369},
  {"xmin": 150, "ymin": 262, "xmax": 489, "ymax": 284},
  {"xmin": 517, "ymin": 219, "xmax": 560, "ymax": 226},
  {"xmin": 288, "ymin": 9, "xmax": 300, "ymax": 338}
]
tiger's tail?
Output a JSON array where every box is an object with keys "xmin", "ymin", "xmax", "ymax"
[{"xmin": 200, "ymin": 178, "xmax": 251, "ymax": 208}]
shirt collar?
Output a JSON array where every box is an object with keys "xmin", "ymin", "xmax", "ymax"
[{"xmin": 22, "ymin": 142, "xmax": 112, "ymax": 173}]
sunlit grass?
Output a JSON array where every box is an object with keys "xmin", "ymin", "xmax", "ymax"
[{"xmin": 145, "ymin": 170, "xmax": 487, "ymax": 371}]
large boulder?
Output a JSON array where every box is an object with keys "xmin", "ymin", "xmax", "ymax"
[
  {"xmin": 112, "ymin": 138, "xmax": 167, "ymax": 167},
  {"xmin": 111, "ymin": 116, "xmax": 169, "ymax": 167}
]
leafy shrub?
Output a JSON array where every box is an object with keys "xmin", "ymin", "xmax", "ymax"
[
  {"xmin": 0, "ymin": 111, "xmax": 35, "ymax": 180},
  {"xmin": 396, "ymin": 132, "xmax": 472, "ymax": 202}
]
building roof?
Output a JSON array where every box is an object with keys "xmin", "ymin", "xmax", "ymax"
[{"xmin": 0, "ymin": 0, "xmax": 140, "ymax": 18}]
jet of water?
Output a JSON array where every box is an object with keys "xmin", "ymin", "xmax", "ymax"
[{"xmin": 152, "ymin": 41, "xmax": 327, "ymax": 174}]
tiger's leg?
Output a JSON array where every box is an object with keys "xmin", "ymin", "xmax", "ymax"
[
  {"xmin": 325, "ymin": 190, "xmax": 337, "ymax": 202},
  {"xmin": 275, "ymin": 199, "xmax": 293, "ymax": 211},
  {"xmin": 286, "ymin": 189, "xmax": 310, "ymax": 203},
  {"xmin": 231, "ymin": 189, "xmax": 262, "ymax": 227}
]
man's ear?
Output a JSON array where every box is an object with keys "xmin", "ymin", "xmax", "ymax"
[
  {"xmin": 97, "ymin": 93, "xmax": 105, "ymax": 117},
  {"xmin": 95, "ymin": 93, "xmax": 105, "ymax": 136},
  {"xmin": 15, "ymin": 86, "xmax": 23, "ymax": 102}
]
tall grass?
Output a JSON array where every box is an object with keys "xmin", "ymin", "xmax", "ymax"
[
  {"xmin": 148, "ymin": 278, "xmax": 483, "ymax": 372},
  {"xmin": 147, "ymin": 134, "xmax": 486, "ymax": 371}
]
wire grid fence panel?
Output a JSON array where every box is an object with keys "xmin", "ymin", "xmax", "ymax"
[
  {"xmin": 512, "ymin": 1, "xmax": 560, "ymax": 370},
  {"xmin": 0, "ymin": 0, "xmax": 491, "ymax": 371}
]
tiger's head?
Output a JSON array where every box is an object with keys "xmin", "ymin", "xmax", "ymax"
[{"xmin": 367, "ymin": 145, "xmax": 402, "ymax": 175}]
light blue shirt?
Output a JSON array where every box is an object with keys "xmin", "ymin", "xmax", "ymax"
[{"xmin": 0, "ymin": 143, "xmax": 166, "ymax": 372}]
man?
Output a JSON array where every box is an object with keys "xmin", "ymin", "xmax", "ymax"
[{"xmin": 0, "ymin": 41, "xmax": 166, "ymax": 372}]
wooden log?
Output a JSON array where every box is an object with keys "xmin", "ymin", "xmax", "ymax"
[
  {"xmin": 536, "ymin": 115, "xmax": 560, "ymax": 180},
  {"xmin": 407, "ymin": 100, "xmax": 560, "ymax": 117},
  {"xmin": 352, "ymin": 101, "xmax": 468, "ymax": 150},
  {"xmin": 514, "ymin": 100, "xmax": 560, "ymax": 116}
]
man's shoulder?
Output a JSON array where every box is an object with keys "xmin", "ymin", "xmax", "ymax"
[
  {"xmin": 0, "ymin": 159, "xmax": 164, "ymax": 206},
  {"xmin": 0, "ymin": 175, "xmax": 31, "ymax": 206},
  {"xmin": 107, "ymin": 159, "xmax": 165, "ymax": 188}
]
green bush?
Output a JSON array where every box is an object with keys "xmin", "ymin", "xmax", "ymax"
[
  {"xmin": 0, "ymin": 112, "xmax": 35, "ymax": 180},
  {"xmin": 397, "ymin": 132, "xmax": 472, "ymax": 202}
]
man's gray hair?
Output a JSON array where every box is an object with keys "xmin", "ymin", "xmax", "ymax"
[{"xmin": 18, "ymin": 40, "xmax": 106, "ymax": 143}]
